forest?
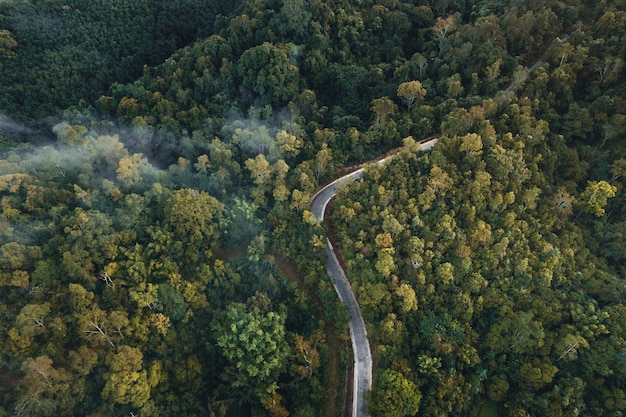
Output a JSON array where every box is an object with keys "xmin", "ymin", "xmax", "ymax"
[{"xmin": 0, "ymin": 0, "xmax": 625, "ymax": 416}]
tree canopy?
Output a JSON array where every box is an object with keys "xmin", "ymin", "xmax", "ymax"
[{"xmin": 1, "ymin": 0, "xmax": 625, "ymax": 416}]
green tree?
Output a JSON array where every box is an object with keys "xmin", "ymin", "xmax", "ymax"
[
  {"xmin": 102, "ymin": 345, "xmax": 151, "ymax": 408},
  {"xmin": 214, "ymin": 300, "xmax": 289, "ymax": 403},
  {"xmin": 517, "ymin": 360, "xmax": 558, "ymax": 392},
  {"xmin": 313, "ymin": 142, "xmax": 333, "ymax": 182},
  {"xmin": 0, "ymin": 28, "xmax": 17, "ymax": 68},
  {"xmin": 15, "ymin": 302, "xmax": 51, "ymax": 339},
  {"xmin": 68, "ymin": 346, "xmax": 98, "ymax": 376},
  {"xmin": 371, "ymin": 97, "xmax": 398, "ymax": 125},
  {"xmin": 164, "ymin": 188, "xmax": 224, "ymax": 257},
  {"xmin": 446, "ymin": 73, "xmax": 464, "ymax": 98},
  {"xmin": 276, "ymin": 0, "xmax": 312, "ymax": 41},
  {"xmin": 394, "ymin": 283, "xmax": 418, "ymax": 313},
  {"xmin": 78, "ymin": 307, "xmax": 128, "ymax": 348},
  {"xmin": 270, "ymin": 129, "xmax": 303, "ymax": 161},
  {"xmin": 15, "ymin": 356, "xmax": 70, "ymax": 417},
  {"xmin": 397, "ymin": 81, "xmax": 426, "ymax": 111},
  {"xmin": 236, "ymin": 42, "xmax": 301, "ymax": 105},
  {"xmin": 578, "ymin": 180, "xmax": 617, "ymax": 217},
  {"xmin": 245, "ymin": 154, "xmax": 273, "ymax": 205},
  {"xmin": 245, "ymin": 154, "xmax": 272, "ymax": 186},
  {"xmin": 369, "ymin": 369, "xmax": 421, "ymax": 417}
]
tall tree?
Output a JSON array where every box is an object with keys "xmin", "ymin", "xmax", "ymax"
[
  {"xmin": 397, "ymin": 81, "xmax": 427, "ymax": 111},
  {"xmin": 214, "ymin": 300, "xmax": 289, "ymax": 404},
  {"xmin": 102, "ymin": 345, "xmax": 151, "ymax": 408},
  {"xmin": 371, "ymin": 97, "xmax": 398, "ymax": 125},
  {"xmin": 578, "ymin": 180, "xmax": 617, "ymax": 217},
  {"xmin": 368, "ymin": 369, "xmax": 421, "ymax": 417},
  {"xmin": 432, "ymin": 15, "xmax": 457, "ymax": 56},
  {"xmin": 236, "ymin": 42, "xmax": 301, "ymax": 105},
  {"xmin": 163, "ymin": 188, "xmax": 224, "ymax": 259},
  {"xmin": 0, "ymin": 28, "xmax": 17, "ymax": 69}
]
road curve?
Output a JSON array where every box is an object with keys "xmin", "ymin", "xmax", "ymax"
[{"xmin": 310, "ymin": 138, "xmax": 438, "ymax": 417}]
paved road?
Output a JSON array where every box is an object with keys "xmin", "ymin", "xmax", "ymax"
[
  {"xmin": 310, "ymin": 138, "xmax": 437, "ymax": 417},
  {"xmin": 311, "ymin": 167, "xmax": 370, "ymax": 417}
]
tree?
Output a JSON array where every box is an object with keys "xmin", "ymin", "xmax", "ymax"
[
  {"xmin": 263, "ymin": 391, "xmax": 290, "ymax": 417},
  {"xmin": 371, "ymin": 97, "xmax": 398, "ymax": 125},
  {"xmin": 52, "ymin": 123, "xmax": 92, "ymax": 147},
  {"xmin": 397, "ymin": 81, "xmax": 426, "ymax": 111},
  {"xmin": 414, "ymin": 53, "xmax": 428, "ymax": 78},
  {"xmin": 313, "ymin": 143, "xmax": 333, "ymax": 182},
  {"xmin": 245, "ymin": 154, "xmax": 273, "ymax": 205},
  {"xmin": 15, "ymin": 356, "xmax": 70, "ymax": 417},
  {"xmin": 102, "ymin": 346, "xmax": 151, "ymax": 408},
  {"xmin": 270, "ymin": 129, "xmax": 303, "ymax": 161},
  {"xmin": 78, "ymin": 307, "xmax": 128, "ymax": 348},
  {"xmin": 277, "ymin": 0, "xmax": 312, "ymax": 41},
  {"xmin": 446, "ymin": 73, "xmax": 464, "ymax": 98},
  {"xmin": 15, "ymin": 303, "xmax": 51, "ymax": 339},
  {"xmin": 236, "ymin": 42, "xmax": 301, "ymax": 105},
  {"xmin": 214, "ymin": 301, "xmax": 289, "ymax": 403},
  {"xmin": 459, "ymin": 133, "xmax": 483, "ymax": 157},
  {"xmin": 600, "ymin": 114, "xmax": 626, "ymax": 149},
  {"xmin": 193, "ymin": 154, "xmax": 211, "ymax": 176},
  {"xmin": 376, "ymin": 251, "xmax": 396, "ymax": 278},
  {"xmin": 368, "ymin": 369, "xmax": 421, "ymax": 417},
  {"xmin": 245, "ymin": 154, "xmax": 271, "ymax": 186},
  {"xmin": 0, "ymin": 242, "xmax": 37, "ymax": 270},
  {"xmin": 0, "ymin": 29, "xmax": 17, "ymax": 69},
  {"xmin": 394, "ymin": 283, "xmax": 418, "ymax": 313},
  {"xmin": 68, "ymin": 346, "xmax": 98, "ymax": 376},
  {"xmin": 578, "ymin": 180, "xmax": 617, "ymax": 217},
  {"xmin": 610, "ymin": 158, "xmax": 626, "ymax": 182},
  {"xmin": 164, "ymin": 188, "xmax": 224, "ymax": 255},
  {"xmin": 556, "ymin": 333, "xmax": 589, "ymax": 362},
  {"xmin": 294, "ymin": 334, "xmax": 321, "ymax": 378},
  {"xmin": 553, "ymin": 187, "xmax": 575, "ymax": 217},
  {"xmin": 517, "ymin": 360, "xmax": 558, "ymax": 392},
  {"xmin": 116, "ymin": 153, "xmax": 151, "ymax": 189},
  {"xmin": 596, "ymin": 57, "xmax": 623, "ymax": 85},
  {"xmin": 247, "ymin": 233, "xmax": 267, "ymax": 262},
  {"xmin": 432, "ymin": 15, "xmax": 457, "ymax": 56}
]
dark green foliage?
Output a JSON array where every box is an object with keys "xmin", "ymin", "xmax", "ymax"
[
  {"xmin": 0, "ymin": 0, "xmax": 241, "ymax": 120},
  {"xmin": 236, "ymin": 42, "xmax": 302, "ymax": 106}
]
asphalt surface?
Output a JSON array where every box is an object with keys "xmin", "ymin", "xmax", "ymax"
[
  {"xmin": 311, "ymin": 167, "xmax": 371, "ymax": 417},
  {"xmin": 310, "ymin": 139, "xmax": 437, "ymax": 417}
]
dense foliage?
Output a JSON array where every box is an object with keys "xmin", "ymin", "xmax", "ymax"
[
  {"xmin": 0, "ymin": 0, "xmax": 239, "ymax": 120},
  {"xmin": 1, "ymin": 0, "xmax": 625, "ymax": 416},
  {"xmin": 0, "ymin": 128, "xmax": 345, "ymax": 416},
  {"xmin": 330, "ymin": 100, "xmax": 626, "ymax": 415}
]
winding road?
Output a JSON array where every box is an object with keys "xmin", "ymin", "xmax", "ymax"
[{"xmin": 310, "ymin": 138, "xmax": 438, "ymax": 417}]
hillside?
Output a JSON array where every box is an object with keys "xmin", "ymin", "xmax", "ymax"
[{"xmin": 1, "ymin": 0, "xmax": 625, "ymax": 416}]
